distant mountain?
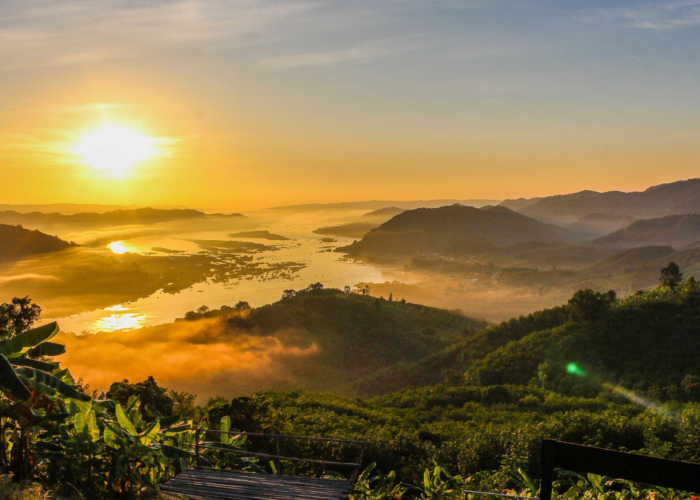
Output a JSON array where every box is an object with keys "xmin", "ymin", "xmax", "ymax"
[
  {"xmin": 0, "ymin": 203, "xmax": 189, "ymax": 215},
  {"xmin": 265, "ymin": 199, "xmax": 502, "ymax": 212},
  {"xmin": 519, "ymin": 178, "xmax": 700, "ymax": 223},
  {"xmin": 0, "ymin": 224, "xmax": 76, "ymax": 261},
  {"xmin": 0, "ymin": 208, "xmax": 240, "ymax": 231},
  {"xmin": 498, "ymin": 197, "xmax": 543, "ymax": 211},
  {"xmin": 313, "ymin": 222, "xmax": 379, "ymax": 238},
  {"xmin": 593, "ymin": 214, "xmax": 700, "ymax": 248},
  {"xmin": 227, "ymin": 230, "xmax": 290, "ymax": 241},
  {"xmin": 339, "ymin": 205, "xmax": 578, "ymax": 258},
  {"xmin": 569, "ymin": 213, "xmax": 636, "ymax": 236},
  {"xmin": 362, "ymin": 207, "xmax": 407, "ymax": 219}
]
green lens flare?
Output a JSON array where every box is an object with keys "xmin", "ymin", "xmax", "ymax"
[{"xmin": 566, "ymin": 363, "xmax": 585, "ymax": 376}]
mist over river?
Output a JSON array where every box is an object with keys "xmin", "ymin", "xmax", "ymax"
[{"xmin": 49, "ymin": 211, "xmax": 407, "ymax": 335}]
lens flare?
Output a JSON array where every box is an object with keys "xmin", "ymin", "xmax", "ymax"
[
  {"xmin": 603, "ymin": 383, "xmax": 677, "ymax": 420},
  {"xmin": 564, "ymin": 362, "xmax": 676, "ymax": 420},
  {"xmin": 566, "ymin": 362, "xmax": 586, "ymax": 376}
]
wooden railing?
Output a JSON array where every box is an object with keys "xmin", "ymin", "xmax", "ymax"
[
  {"xmin": 540, "ymin": 439, "xmax": 700, "ymax": 500},
  {"xmin": 185, "ymin": 428, "xmax": 371, "ymax": 484}
]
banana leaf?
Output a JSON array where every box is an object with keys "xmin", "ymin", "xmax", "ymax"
[
  {"xmin": 103, "ymin": 421, "xmax": 122, "ymax": 448},
  {"xmin": 115, "ymin": 404, "xmax": 137, "ymax": 436},
  {"xmin": 93, "ymin": 400, "xmax": 117, "ymax": 412},
  {"xmin": 11, "ymin": 356, "xmax": 58, "ymax": 372},
  {"xmin": 162, "ymin": 423, "xmax": 192, "ymax": 433},
  {"xmin": 0, "ymin": 322, "xmax": 60, "ymax": 359},
  {"xmin": 26, "ymin": 342, "xmax": 66, "ymax": 358},
  {"xmin": 158, "ymin": 415, "xmax": 184, "ymax": 430},
  {"xmin": 139, "ymin": 420, "xmax": 160, "ymax": 446},
  {"xmin": 145, "ymin": 404, "xmax": 164, "ymax": 419},
  {"xmin": 221, "ymin": 415, "xmax": 231, "ymax": 445},
  {"xmin": 68, "ymin": 398, "xmax": 91, "ymax": 415},
  {"xmin": 15, "ymin": 367, "xmax": 91, "ymax": 402},
  {"xmin": 74, "ymin": 410, "xmax": 99, "ymax": 440},
  {"xmin": 0, "ymin": 353, "xmax": 31, "ymax": 400}
]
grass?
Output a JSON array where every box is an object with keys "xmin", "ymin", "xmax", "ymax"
[{"xmin": 0, "ymin": 476, "xmax": 53, "ymax": 500}]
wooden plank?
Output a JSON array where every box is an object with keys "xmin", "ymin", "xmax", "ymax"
[
  {"xmin": 161, "ymin": 468, "xmax": 353, "ymax": 500},
  {"xmin": 167, "ymin": 475, "xmax": 351, "ymax": 496},
  {"xmin": 179, "ymin": 469, "xmax": 352, "ymax": 489},
  {"xmin": 163, "ymin": 482, "xmax": 349, "ymax": 500}
]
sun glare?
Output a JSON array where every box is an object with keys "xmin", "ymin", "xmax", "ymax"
[{"xmin": 74, "ymin": 124, "xmax": 157, "ymax": 175}]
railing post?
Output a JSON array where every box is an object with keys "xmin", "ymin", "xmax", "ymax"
[
  {"xmin": 275, "ymin": 436, "xmax": 282, "ymax": 475},
  {"xmin": 350, "ymin": 444, "xmax": 366, "ymax": 484},
  {"xmin": 539, "ymin": 439, "xmax": 556, "ymax": 500},
  {"xmin": 195, "ymin": 428, "xmax": 202, "ymax": 469}
]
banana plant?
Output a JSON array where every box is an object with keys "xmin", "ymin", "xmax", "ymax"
[
  {"xmin": 0, "ymin": 321, "xmax": 92, "ymax": 479},
  {"xmin": 352, "ymin": 462, "xmax": 407, "ymax": 499},
  {"xmin": 415, "ymin": 463, "xmax": 466, "ymax": 500}
]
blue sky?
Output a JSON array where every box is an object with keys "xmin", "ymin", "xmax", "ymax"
[{"xmin": 1, "ymin": 0, "xmax": 700, "ymax": 208}]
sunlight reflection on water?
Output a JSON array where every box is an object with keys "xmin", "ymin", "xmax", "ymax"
[{"xmin": 91, "ymin": 312, "xmax": 149, "ymax": 332}]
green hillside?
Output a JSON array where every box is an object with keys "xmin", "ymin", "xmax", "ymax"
[
  {"xmin": 180, "ymin": 287, "xmax": 487, "ymax": 396},
  {"xmin": 202, "ymin": 282, "xmax": 700, "ymax": 487}
]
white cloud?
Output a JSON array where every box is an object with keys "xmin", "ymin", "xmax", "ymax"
[
  {"xmin": 581, "ymin": 1, "xmax": 700, "ymax": 30},
  {"xmin": 0, "ymin": 0, "xmax": 320, "ymax": 69},
  {"xmin": 258, "ymin": 35, "xmax": 433, "ymax": 69}
]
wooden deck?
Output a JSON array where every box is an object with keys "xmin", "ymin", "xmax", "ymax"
[{"xmin": 161, "ymin": 468, "xmax": 354, "ymax": 500}]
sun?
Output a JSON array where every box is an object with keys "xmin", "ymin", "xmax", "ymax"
[{"xmin": 74, "ymin": 124, "xmax": 157, "ymax": 175}]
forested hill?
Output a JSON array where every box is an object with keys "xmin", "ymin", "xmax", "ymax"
[
  {"xmin": 518, "ymin": 178, "xmax": 700, "ymax": 223},
  {"xmin": 194, "ymin": 280, "xmax": 700, "ymax": 487},
  {"xmin": 593, "ymin": 214, "xmax": 700, "ymax": 248},
  {"xmin": 0, "ymin": 207, "xmax": 242, "ymax": 230},
  {"xmin": 176, "ymin": 287, "xmax": 487, "ymax": 396},
  {"xmin": 0, "ymin": 224, "xmax": 76, "ymax": 261},
  {"xmin": 339, "ymin": 205, "xmax": 577, "ymax": 258}
]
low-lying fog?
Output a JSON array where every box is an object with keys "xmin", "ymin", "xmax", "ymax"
[{"xmin": 0, "ymin": 208, "xmax": 603, "ymax": 398}]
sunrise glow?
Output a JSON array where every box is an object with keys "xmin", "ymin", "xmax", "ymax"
[{"xmin": 74, "ymin": 125, "xmax": 157, "ymax": 176}]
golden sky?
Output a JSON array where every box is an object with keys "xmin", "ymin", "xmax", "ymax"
[{"xmin": 2, "ymin": 1, "xmax": 700, "ymax": 210}]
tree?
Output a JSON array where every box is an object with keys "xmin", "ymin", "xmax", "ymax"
[
  {"xmin": 306, "ymin": 282, "xmax": 324, "ymax": 292},
  {"xmin": 568, "ymin": 289, "xmax": 616, "ymax": 323},
  {"xmin": 234, "ymin": 301, "xmax": 251, "ymax": 310},
  {"xmin": 106, "ymin": 376, "xmax": 174, "ymax": 418},
  {"xmin": 660, "ymin": 262, "xmax": 683, "ymax": 290},
  {"xmin": 344, "ymin": 286, "xmax": 352, "ymax": 294},
  {"xmin": 281, "ymin": 289, "xmax": 296, "ymax": 300},
  {"xmin": 196, "ymin": 305, "xmax": 210, "ymax": 314},
  {"xmin": 0, "ymin": 296, "xmax": 41, "ymax": 338}
]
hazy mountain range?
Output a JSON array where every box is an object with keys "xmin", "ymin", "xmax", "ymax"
[
  {"xmin": 0, "ymin": 203, "xmax": 189, "ymax": 215},
  {"xmin": 0, "ymin": 208, "xmax": 240, "ymax": 231},
  {"xmin": 594, "ymin": 214, "xmax": 700, "ymax": 248},
  {"xmin": 265, "ymin": 199, "xmax": 502, "ymax": 212},
  {"xmin": 503, "ymin": 178, "xmax": 700, "ymax": 224},
  {"xmin": 340, "ymin": 205, "xmax": 577, "ymax": 257}
]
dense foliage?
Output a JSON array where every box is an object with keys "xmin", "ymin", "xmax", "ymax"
[
  {"xmin": 181, "ymin": 287, "xmax": 488, "ymax": 396},
  {"xmin": 3, "ymin": 271, "xmax": 700, "ymax": 498}
]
